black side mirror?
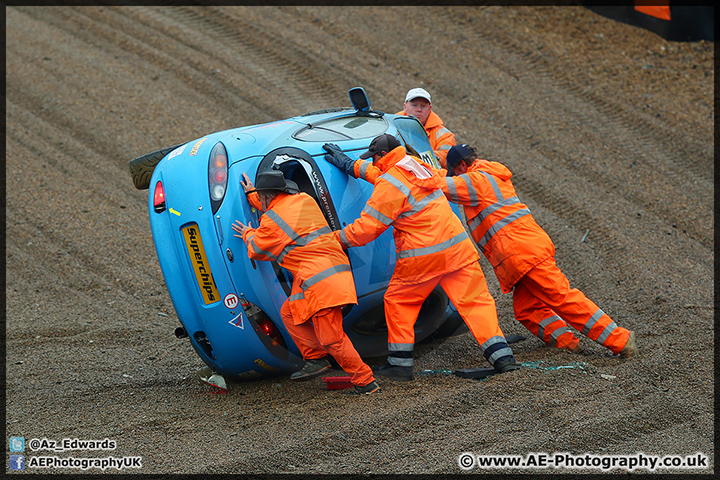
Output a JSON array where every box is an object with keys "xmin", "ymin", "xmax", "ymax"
[{"xmin": 348, "ymin": 87, "xmax": 370, "ymax": 112}]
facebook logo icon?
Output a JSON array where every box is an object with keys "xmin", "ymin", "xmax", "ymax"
[{"xmin": 9, "ymin": 454, "xmax": 25, "ymax": 470}]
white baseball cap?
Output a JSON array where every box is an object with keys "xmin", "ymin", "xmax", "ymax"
[{"xmin": 405, "ymin": 87, "xmax": 431, "ymax": 103}]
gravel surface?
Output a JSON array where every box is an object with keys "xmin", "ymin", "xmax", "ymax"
[{"xmin": 5, "ymin": 5, "xmax": 714, "ymax": 475}]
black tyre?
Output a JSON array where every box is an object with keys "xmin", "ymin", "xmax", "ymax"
[
  {"xmin": 129, "ymin": 144, "xmax": 182, "ymax": 190},
  {"xmin": 431, "ymin": 311, "xmax": 468, "ymax": 339}
]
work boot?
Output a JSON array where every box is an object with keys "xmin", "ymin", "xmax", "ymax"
[
  {"xmin": 620, "ymin": 331, "xmax": 638, "ymax": 358},
  {"xmin": 345, "ymin": 380, "xmax": 381, "ymax": 395},
  {"xmin": 567, "ymin": 343, "xmax": 585, "ymax": 354},
  {"xmin": 374, "ymin": 363, "xmax": 413, "ymax": 382},
  {"xmin": 494, "ymin": 357, "xmax": 522, "ymax": 374},
  {"xmin": 290, "ymin": 357, "xmax": 331, "ymax": 381}
]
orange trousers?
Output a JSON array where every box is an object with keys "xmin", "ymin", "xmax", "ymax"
[
  {"xmin": 384, "ymin": 261, "xmax": 510, "ymax": 363},
  {"xmin": 513, "ymin": 257, "xmax": 630, "ymax": 354},
  {"xmin": 280, "ymin": 301, "xmax": 374, "ymax": 386}
]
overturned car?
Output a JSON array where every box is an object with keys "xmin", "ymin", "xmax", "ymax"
[{"xmin": 130, "ymin": 88, "xmax": 466, "ymax": 382}]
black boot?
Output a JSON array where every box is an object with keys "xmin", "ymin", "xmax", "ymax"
[
  {"xmin": 374, "ymin": 363, "xmax": 413, "ymax": 381},
  {"xmin": 290, "ymin": 357, "xmax": 331, "ymax": 381}
]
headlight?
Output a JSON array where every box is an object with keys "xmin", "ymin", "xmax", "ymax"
[{"xmin": 208, "ymin": 142, "xmax": 228, "ymax": 213}]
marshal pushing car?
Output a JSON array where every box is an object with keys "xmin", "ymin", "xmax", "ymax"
[{"xmin": 130, "ymin": 88, "xmax": 467, "ymax": 384}]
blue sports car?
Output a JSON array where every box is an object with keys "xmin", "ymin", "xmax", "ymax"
[{"xmin": 130, "ymin": 88, "xmax": 466, "ymax": 383}]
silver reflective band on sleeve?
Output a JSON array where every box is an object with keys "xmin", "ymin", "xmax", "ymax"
[
  {"xmin": 362, "ymin": 203, "xmax": 394, "ymax": 226},
  {"xmin": 249, "ymin": 239, "xmax": 279, "ymax": 261},
  {"xmin": 581, "ymin": 309, "xmax": 605, "ymax": 336},
  {"xmin": 358, "ymin": 160, "xmax": 372, "ymax": 180},
  {"xmin": 436, "ymin": 127, "xmax": 451, "ymax": 138},
  {"xmin": 476, "ymin": 208, "xmax": 531, "ymax": 249},
  {"xmin": 388, "ymin": 343, "xmax": 414, "ymax": 352},
  {"xmin": 338, "ymin": 229, "xmax": 352, "ymax": 248},
  {"xmin": 437, "ymin": 143, "xmax": 451, "ymax": 151},
  {"xmin": 445, "ymin": 175, "xmax": 479, "ymax": 206},
  {"xmin": 397, "ymin": 231, "xmax": 469, "ymax": 259},
  {"xmin": 300, "ymin": 264, "xmax": 352, "ymax": 291}
]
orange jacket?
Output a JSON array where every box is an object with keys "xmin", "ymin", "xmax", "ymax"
[
  {"xmin": 396, "ymin": 110, "xmax": 455, "ymax": 168},
  {"xmin": 335, "ymin": 146, "xmax": 478, "ymax": 285},
  {"xmin": 244, "ymin": 191, "xmax": 357, "ymax": 323},
  {"xmin": 441, "ymin": 159, "xmax": 555, "ymax": 293}
]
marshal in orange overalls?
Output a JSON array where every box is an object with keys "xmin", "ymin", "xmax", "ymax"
[
  {"xmin": 442, "ymin": 157, "xmax": 634, "ymax": 355},
  {"xmin": 335, "ymin": 144, "xmax": 519, "ymax": 373},
  {"xmin": 242, "ymin": 189, "xmax": 374, "ymax": 387}
]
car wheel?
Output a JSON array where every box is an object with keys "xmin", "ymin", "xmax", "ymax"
[{"xmin": 129, "ymin": 144, "xmax": 182, "ymax": 190}]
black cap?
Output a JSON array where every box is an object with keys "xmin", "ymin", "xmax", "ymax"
[
  {"xmin": 359, "ymin": 134, "xmax": 402, "ymax": 159},
  {"xmin": 446, "ymin": 144, "xmax": 476, "ymax": 173},
  {"xmin": 247, "ymin": 170, "xmax": 299, "ymax": 194}
]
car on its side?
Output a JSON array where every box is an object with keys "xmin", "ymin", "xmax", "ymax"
[{"xmin": 130, "ymin": 88, "xmax": 466, "ymax": 383}]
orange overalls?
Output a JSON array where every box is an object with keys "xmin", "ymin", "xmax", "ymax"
[
  {"xmin": 441, "ymin": 159, "xmax": 632, "ymax": 354},
  {"xmin": 396, "ymin": 110, "xmax": 455, "ymax": 168},
  {"xmin": 243, "ymin": 191, "xmax": 374, "ymax": 386},
  {"xmin": 335, "ymin": 147, "xmax": 517, "ymax": 370}
]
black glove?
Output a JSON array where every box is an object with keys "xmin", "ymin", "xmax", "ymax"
[{"xmin": 322, "ymin": 143, "xmax": 355, "ymax": 176}]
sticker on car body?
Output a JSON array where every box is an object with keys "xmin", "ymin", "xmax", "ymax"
[
  {"xmin": 189, "ymin": 137, "xmax": 208, "ymax": 156},
  {"xmin": 182, "ymin": 224, "xmax": 220, "ymax": 304}
]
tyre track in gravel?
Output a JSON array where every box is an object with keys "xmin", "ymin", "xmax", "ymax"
[
  {"xmin": 5, "ymin": 6, "xmax": 714, "ymax": 475},
  {"xmin": 432, "ymin": 7, "xmax": 713, "ymax": 252}
]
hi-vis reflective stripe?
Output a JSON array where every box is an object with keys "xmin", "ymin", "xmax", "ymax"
[
  {"xmin": 476, "ymin": 208, "xmax": 531, "ymax": 249},
  {"xmin": 300, "ymin": 264, "xmax": 351, "ymax": 292},
  {"xmin": 388, "ymin": 343, "xmax": 414, "ymax": 366},
  {"xmin": 478, "ymin": 171, "xmax": 505, "ymax": 200},
  {"xmin": 363, "ymin": 204, "xmax": 394, "ymax": 226},
  {"xmin": 381, "ymin": 172, "xmax": 412, "ymax": 198},
  {"xmin": 338, "ymin": 229, "xmax": 352, "ymax": 248},
  {"xmin": 467, "ymin": 196, "xmax": 525, "ymax": 233},
  {"xmin": 263, "ymin": 210, "xmax": 332, "ymax": 262},
  {"xmin": 387, "ymin": 356, "xmax": 413, "ymax": 367},
  {"xmin": 380, "ymin": 169, "xmax": 447, "ymax": 218},
  {"xmin": 445, "ymin": 175, "xmax": 480, "ymax": 206},
  {"xmin": 481, "ymin": 336, "xmax": 514, "ymax": 364},
  {"xmin": 581, "ymin": 309, "xmax": 605, "ymax": 336},
  {"xmin": 550, "ymin": 327, "xmax": 573, "ymax": 347},
  {"xmin": 388, "ymin": 343, "xmax": 414, "ymax": 351},
  {"xmin": 358, "ymin": 160, "xmax": 373, "ymax": 181},
  {"xmin": 435, "ymin": 126, "xmax": 452, "ymax": 139},
  {"xmin": 581, "ymin": 308, "xmax": 619, "ymax": 345},
  {"xmin": 398, "ymin": 189, "xmax": 444, "ymax": 218},
  {"xmin": 397, "ymin": 231, "xmax": 469, "ymax": 259},
  {"xmin": 538, "ymin": 315, "xmax": 563, "ymax": 340}
]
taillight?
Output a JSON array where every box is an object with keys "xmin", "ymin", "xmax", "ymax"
[
  {"xmin": 208, "ymin": 142, "xmax": 228, "ymax": 213},
  {"xmin": 258, "ymin": 319, "xmax": 275, "ymax": 336},
  {"xmin": 153, "ymin": 181, "xmax": 166, "ymax": 213}
]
